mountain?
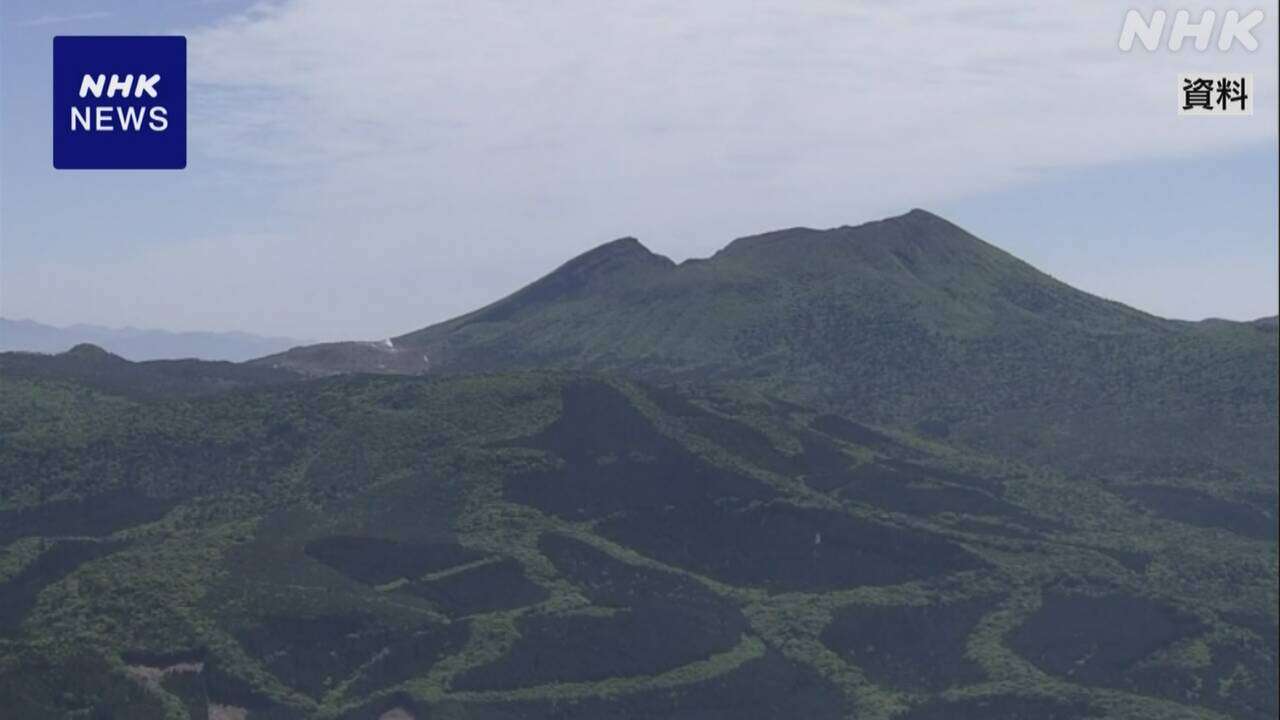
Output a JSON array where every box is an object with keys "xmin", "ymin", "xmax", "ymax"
[
  {"xmin": 0, "ymin": 343, "xmax": 301, "ymax": 399},
  {"xmin": 0, "ymin": 317, "xmax": 304, "ymax": 362},
  {"xmin": 256, "ymin": 210, "xmax": 1279, "ymax": 488},
  {"xmin": 4, "ymin": 210, "xmax": 1275, "ymax": 719},
  {"xmin": 2, "ymin": 348, "xmax": 1275, "ymax": 719}
]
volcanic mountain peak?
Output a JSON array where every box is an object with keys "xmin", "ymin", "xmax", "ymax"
[
  {"xmin": 581, "ymin": 235, "xmax": 670, "ymax": 264},
  {"xmin": 711, "ymin": 209, "xmax": 1021, "ymax": 280},
  {"xmin": 266, "ymin": 209, "xmax": 1152, "ymax": 376},
  {"xmin": 546, "ymin": 210, "xmax": 1021, "ymax": 294},
  {"xmin": 533, "ymin": 235, "xmax": 675, "ymax": 289}
]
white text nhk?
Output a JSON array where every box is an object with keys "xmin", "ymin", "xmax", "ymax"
[
  {"xmin": 1119, "ymin": 9, "xmax": 1265, "ymax": 51},
  {"xmin": 71, "ymin": 73, "xmax": 168, "ymax": 132}
]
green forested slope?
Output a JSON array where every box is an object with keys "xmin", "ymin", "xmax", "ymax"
[{"xmin": 1, "ymin": 351, "xmax": 1275, "ymax": 720}]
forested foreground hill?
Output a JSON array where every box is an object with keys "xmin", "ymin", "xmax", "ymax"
[{"xmin": 1, "ymin": 351, "xmax": 1275, "ymax": 720}]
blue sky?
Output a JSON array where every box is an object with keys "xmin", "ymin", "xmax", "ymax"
[{"xmin": 2, "ymin": 1, "xmax": 1277, "ymax": 340}]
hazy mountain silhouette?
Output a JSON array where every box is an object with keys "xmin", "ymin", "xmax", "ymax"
[{"xmin": 1, "ymin": 317, "xmax": 304, "ymax": 362}]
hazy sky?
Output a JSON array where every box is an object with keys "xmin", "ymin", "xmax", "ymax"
[{"xmin": 2, "ymin": 1, "xmax": 1277, "ymax": 340}]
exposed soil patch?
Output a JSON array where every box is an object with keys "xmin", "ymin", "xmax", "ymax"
[
  {"xmin": 126, "ymin": 648, "xmax": 212, "ymax": 712},
  {"xmin": 125, "ymin": 658, "xmax": 210, "ymax": 720},
  {"xmin": 208, "ymin": 705, "xmax": 247, "ymax": 720},
  {"xmin": 202, "ymin": 657, "xmax": 309, "ymax": 720},
  {"xmin": 161, "ymin": 670, "xmax": 210, "ymax": 720},
  {"xmin": 126, "ymin": 659, "xmax": 205, "ymax": 693},
  {"xmin": 0, "ymin": 651, "xmax": 170, "ymax": 719}
]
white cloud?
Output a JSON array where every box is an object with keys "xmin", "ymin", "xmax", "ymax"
[
  {"xmin": 187, "ymin": 1, "xmax": 1277, "ymax": 183},
  {"xmin": 15, "ymin": 10, "xmax": 113, "ymax": 27},
  {"xmin": 12, "ymin": 1, "xmax": 1277, "ymax": 338}
]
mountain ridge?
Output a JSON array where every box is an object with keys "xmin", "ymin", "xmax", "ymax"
[
  {"xmin": 0, "ymin": 317, "xmax": 305, "ymax": 362},
  {"xmin": 251, "ymin": 209, "xmax": 1278, "ymax": 486}
]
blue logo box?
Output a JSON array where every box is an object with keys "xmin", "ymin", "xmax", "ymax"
[{"xmin": 53, "ymin": 36, "xmax": 186, "ymax": 169}]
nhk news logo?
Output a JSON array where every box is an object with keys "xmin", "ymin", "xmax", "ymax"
[{"xmin": 53, "ymin": 36, "xmax": 186, "ymax": 169}]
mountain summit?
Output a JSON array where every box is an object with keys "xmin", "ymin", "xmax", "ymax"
[
  {"xmin": 397, "ymin": 208, "xmax": 1164, "ymax": 353},
  {"xmin": 458, "ymin": 236, "xmax": 675, "ymax": 325},
  {"xmin": 255, "ymin": 210, "xmax": 1277, "ymax": 483}
]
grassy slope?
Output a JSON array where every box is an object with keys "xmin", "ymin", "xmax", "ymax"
[{"xmin": 1, "ymin": 352, "xmax": 1275, "ymax": 720}]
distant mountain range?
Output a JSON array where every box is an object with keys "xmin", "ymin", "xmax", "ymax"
[
  {"xmin": 257, "ymin": 209, "xmax": 1279, "ymax": 487},
  {"xmin": 0, "ymin": 317, "xmax": 304, "ymax": 362}
]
